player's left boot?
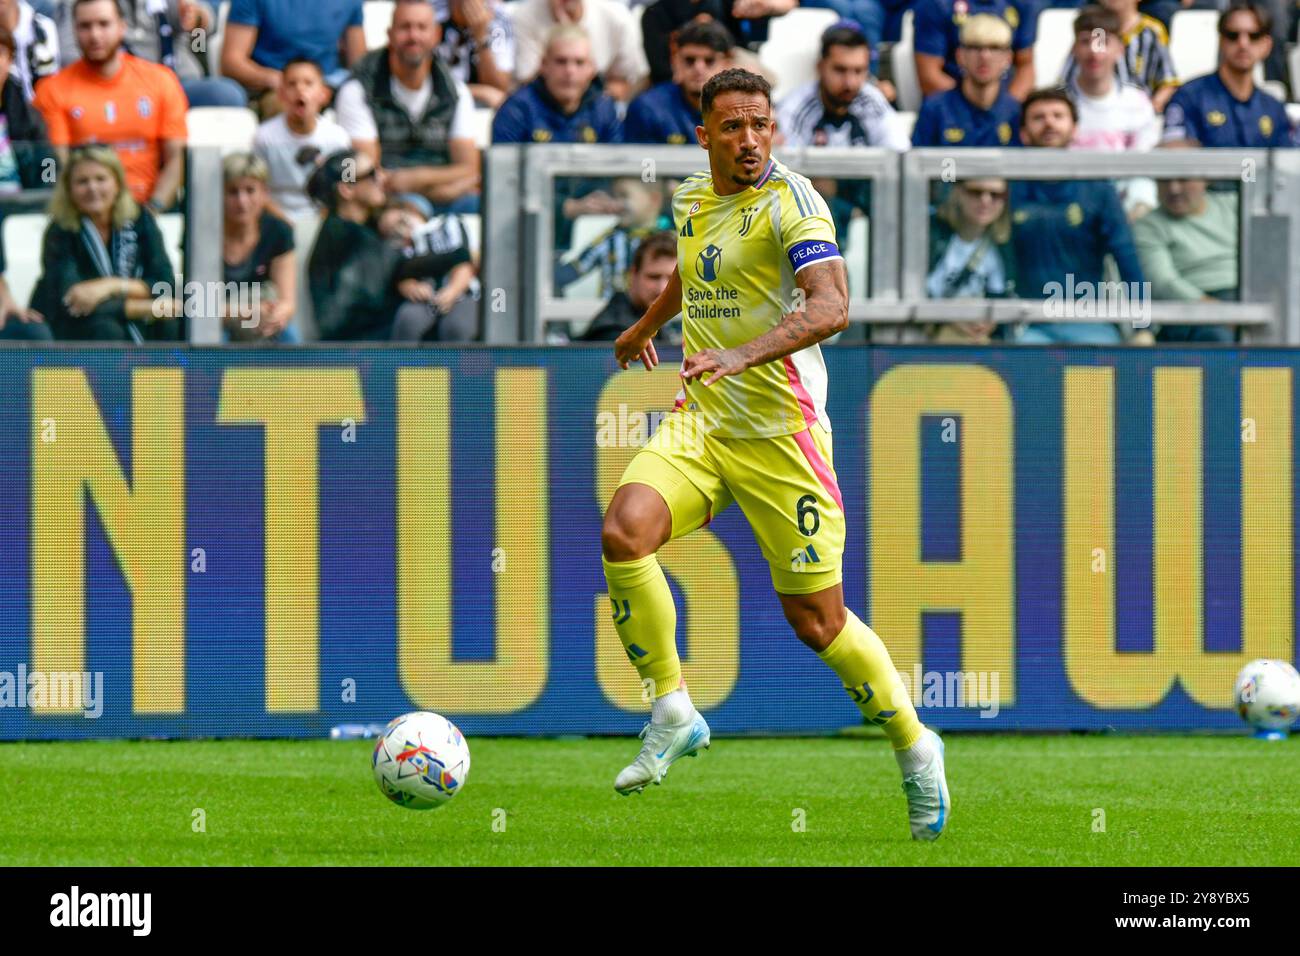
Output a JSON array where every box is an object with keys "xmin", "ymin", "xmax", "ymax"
[
  {"xmin": 613, "ymin": 711, "xmax": 710, "ymax": 795},
  {"xmin": 901, "ymin": 728, "xmax": 950, "ymax": 841}
]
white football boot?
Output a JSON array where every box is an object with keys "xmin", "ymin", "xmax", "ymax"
[
  {"xmin": 614, "ymin": 711, "xmax": 711, "ymax": 795},
  {"xmin": 901, "ymin": 728, "xmax": 950, "ymax": 841}
]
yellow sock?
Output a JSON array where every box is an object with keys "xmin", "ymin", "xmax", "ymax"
[
  {"xmin": 602, "ymin": 554, "xmax": 682, "ymax": 698},
  {"xmin": 818, "ymin": 610, "xmax": 924, "ymax": 750}
]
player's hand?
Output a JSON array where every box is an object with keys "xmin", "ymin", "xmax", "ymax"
[
  {"xmin": 681, "ymin": 347, "xmax": 746, "ymax": 387},
  {"xmin": 615, "ymin": 324, "xmax": 658, "ymax": 371}
]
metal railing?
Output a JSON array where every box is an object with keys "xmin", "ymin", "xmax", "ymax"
[
  {"xmin": 483, "ymin": 144, "xmax": 1297, "ymax": 344},
  {"xmin": 12, "ymin": 144, "xmax": 1290, "ymax": 345}
]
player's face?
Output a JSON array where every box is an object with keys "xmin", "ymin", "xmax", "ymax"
[
  {"xmin": 1219, "ymin": 10, "xmax": 1271, "ymax": 72},
  {"xmin": 817, "ymin": 44, "xmax": 869, "ymax": 110},
  {"xmin": 389, "ymin": 4, "xmax": 441, "ymax": 67},
  {"xmin": 69, "ymin": 160, "xmax": 119, "ymax": 220},
  {"xmin": 700, "ymin": 91, "xmax": 774, "ymax": 190},
  {"xmin": 955, "ymin": 42, "xmax": 1011, "ymax": 84},
  {"xmin": 1073, "ymin": 29, "xmax": 1121, "ymax": 75},
  {"xmin": 1020, "ymin": 101, "xmax": 1075, "ymax": 147},
  {"xmin": 75, "ymin": 0, "xmax": 125, "ymax": 64},
  {"xmin": 675, "ymin": 44, "xmax": 728, "ymax": 100}
]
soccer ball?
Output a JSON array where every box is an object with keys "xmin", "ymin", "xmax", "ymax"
[
  {"xmin": 372, "ymin": 711, "xmax": 471, "ymax": 809},
  {"xmin": 1233, "ymin": 659, "xmax": 1300, "ymax": 735}
]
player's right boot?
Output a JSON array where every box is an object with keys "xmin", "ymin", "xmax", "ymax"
[
  {"xmin": 901, "ymin": 727, "xmax": 950, "ymax": 841},
  {"xmin": 614, "ymin": 711, "xmax": 711, "ymax": 795}
]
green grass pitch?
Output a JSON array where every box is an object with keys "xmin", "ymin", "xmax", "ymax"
[{"xmin": 2, "ymin": 734, "xmax": 1297, "ymax": 866}]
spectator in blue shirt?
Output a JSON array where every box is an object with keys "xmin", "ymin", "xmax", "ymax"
[
  {"xmin": 914, "ymin": 0, "xmax": 1036, "ymax": 100},
  {"xmin": 491, "ymin": 25, "xmax": 622, "ymax": 145},
  {"xmin": 492, "ymin": 24, "xmax": 623, "ymax": 253},
  {"xmin": 913, "ymin": 13, "xmax": 1022, "ymax": 146},
  {"xmin": 1161, "ymin": 1, "xmax": 1292, "ymax": 147},
  {"xmin": 1009, "ymin": 89, "xmax": 1147, "ymax": 344},
  {"xmin": 623, "ymin": 19, "xmax": 732, "ymax": 145},
  {"xmin": 221, "ymin": 0, "xmax": 366, "ymax": 114}
]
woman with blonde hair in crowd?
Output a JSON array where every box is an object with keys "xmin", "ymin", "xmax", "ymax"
[
  {"xmin": 32, "ymin": 144, "xmax": 178, "ymax": 341},
  {"xmin": 925, "ymin": 177, "xmax": 1016, "ymax": 345},
  {"xmin": 222, "ymin": 152, "xmax": 299, "ymax": 343}
]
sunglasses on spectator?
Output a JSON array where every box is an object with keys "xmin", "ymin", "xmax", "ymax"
[
  {"xmin": 354, "ymin": 166, "xmax": 380, "ymax": 182},
  {"xmin": 1219, "ymin": 28, "xmax": 1267, "ymax": 41},
  {"xmin": 960, "ymin": 185, "xmax": 1007, "ymax": 200}
]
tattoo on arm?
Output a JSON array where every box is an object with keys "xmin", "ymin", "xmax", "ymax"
[{"xmin": 734, "ymin": 260, "xmax": 848, "ymax": 370}]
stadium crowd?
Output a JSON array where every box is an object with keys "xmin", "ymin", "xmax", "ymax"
[{"xmin": 0, "ymin": 0, "xmax": 1291, "ymax": 343}]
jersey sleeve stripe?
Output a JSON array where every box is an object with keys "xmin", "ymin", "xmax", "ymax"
[
  {"xmin": 781, "ymin": 176, "xmax": 810, "ymax": 217},
  {"xmin": 789, "ymin": 175, "xmax": 820, "ymax": 219}
]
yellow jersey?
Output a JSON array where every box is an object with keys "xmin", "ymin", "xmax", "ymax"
[{"xmin": 671, "ymin": 157, "xmax": 842, "ymax": 438}]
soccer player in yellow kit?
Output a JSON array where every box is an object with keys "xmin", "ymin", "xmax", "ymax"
[{"xmin": 601, "ymin": 69, "xmax": 949, "ymax": 840}]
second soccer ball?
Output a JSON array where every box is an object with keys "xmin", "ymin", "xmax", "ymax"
[{"xmin": 1234, "ymin": 659, "xmax": 1300, "ymax": 738}]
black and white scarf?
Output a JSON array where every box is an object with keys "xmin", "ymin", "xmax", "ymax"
[{"xmin": 81, "ymin": 215, "xmax": 144, "ymax": 342}]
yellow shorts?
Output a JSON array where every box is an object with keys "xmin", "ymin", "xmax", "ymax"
[{"xmin": 617, "ymin": 410, "xmax": 846, "ymax": 595}]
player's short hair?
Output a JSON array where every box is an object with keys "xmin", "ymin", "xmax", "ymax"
[
  {"xmin": 959, "ymin": 13, "xmax": 1012, "ymax": 49},
  {"xmin": 1021, "ymin": 87, "xmax": 1078, "ymax": 126},
  {"xmin": 701, "ymin": 68, "xmax": 771, "ymax": 117},
  {"xmin": 675, "ymin": 19, "xmax": 734, "ymax": 55},
  {"xmin": 819, "ymin": 21, "xmax": 869, "ymax": 60},
  {"xmin": 632, "ymin": 230, "xmax": 677, "ymax": 272},
  {"xmin": 282, "ymin": 57, "xmax": 326, "ymax": 80},
  {"xmin": 1073, "ymin": 5, "xmax": 1122, "ymax": 39},
  {"xmin": 1219, "ymin": 0, "xmax": 1271, "ymax": 37}
]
